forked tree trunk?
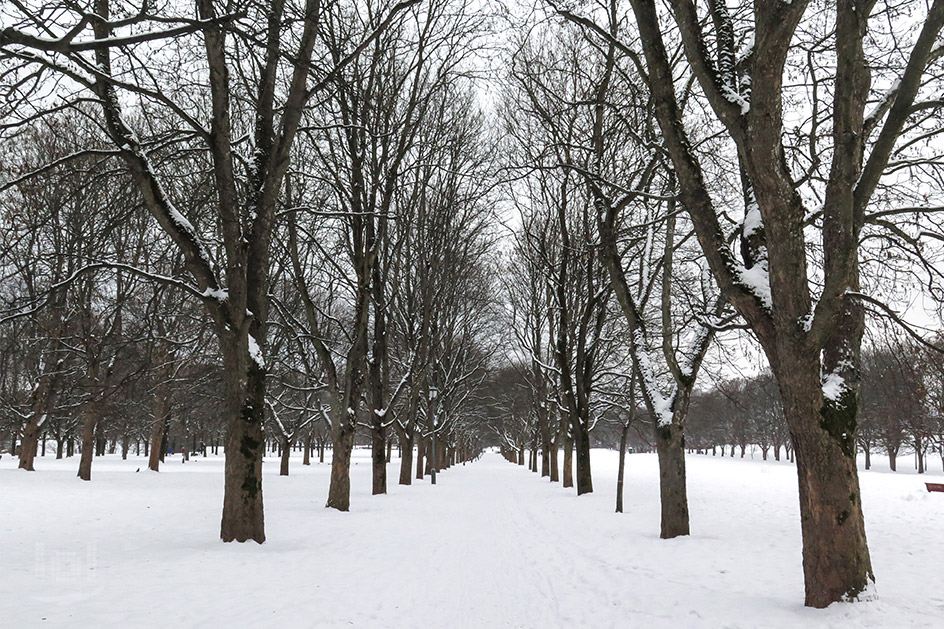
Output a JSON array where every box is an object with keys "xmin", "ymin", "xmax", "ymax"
[
  {"xmin": 18, "ymin": 365, "xmax": 60, "ymax": 471},
  {"xmin": 655, "ymin": 421, "xmax": 689, "ymax": 538},
  {"xmin": 779, "ymin": 368, "xmax": 873, "ymax": 608},
  {"xmin": 219, "ymin": 341, "xmax": 266, "ymax": 543}
]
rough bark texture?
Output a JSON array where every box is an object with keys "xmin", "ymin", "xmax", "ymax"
[
  {"xmin": 549, "ymin": 440, "xmax": 559, "ymax": 482},
  {"xmin": 326, "ymin": 418, "xmax": 356, "ymax": 510},
  {"xmin": 780, "ymin": 371, "xmax": 873, "ymax": 607},
  {"xmin": 219, "ymin": 341, "xmax": 266, "ymax": 543},
  {"xmin": 562, "ymin": 430, "xmax": 574, "ymax": 488},
  {"xmin": 371, "ymin": 425, "xmax": 387, "ymax": 494},
  {"xmin": 655, "ymin": 422, "xmax": 689, "ymax": 538},
  {"xmin": 416, "ymin": 437, "xmax": 425, "ymax": 480},
  {"xmin": 399, "ymin": 434, "xmax": 414, "ymax": 485},
  {"xmin": 76, "ymin": 401, "xmax": 100, "ymax": 482},
  {"xmin": 573, "ymin": 422, "xmax": 593, "ymax": 495}
]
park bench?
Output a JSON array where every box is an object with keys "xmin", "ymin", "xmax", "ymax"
[{"xmin": 926, "ymin": 482, "xmax": 944, "ymax": 493}]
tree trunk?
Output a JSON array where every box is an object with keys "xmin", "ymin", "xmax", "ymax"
[
  {"xmin": 19, "ymin": 368, "xmax": 58, "ymax": 469},
  {"xmin": 573, "ymin": 420, "xmax": 593, "ymax": 495},
  {"xmin": 530, "ymin": 433, "xmax": 539, "ymax": 473},
  {"xmin": 326, "ymin": 416, "xmax": 356, "ymax": 510},
  {"xmin": 219, "ymin": 341, "xmax": 266, "ymax": 543},
  {"xmin": 549, "ymin": 441, "xmax": 559, "ymax": 482},
  {"xmin": 863, "ymin": 447, "xmax": 870, "ymax": 470},
  {"xmin": 279, "ymin": 436, "xmax": 291, "ymax": 476},
  {"xmin": 77, "ymin": 398, "xmax": 101, "ymax": 481},
  {"xmin": 303, "ymin": 431, "xmax": 311, "ymax": 466},
  {"xmin": 121, "ymin": 435, "xmax": 129, "ymax": 460},
  {"xmin": 416, "ymin": 436, "xmax": 425, "ymax": 480},
  {"xmin": 371, "ymin": 422, "xmax": 386, "ymax": 495},
  {"xmin": 779, "ymin": 367, "xmax": 873, "ymax": 607},
  {"xmin": 792, "ymin": 426, "xmax": 873, "ymax": 606},
  {"xmin": 888, "ymin": 448, "xmax": 897, "ymax": 472},
  {"xmin": 399, "ymin": 433, "xmax": 414, "ymax": 485},
  {"xmin": 616, "ymin": 422, "xmax": 629, "ymax": 513},
  {"xmin": 655, "ymin": 421, "xmax": 689, "ymax": 538},
  {"xmin": 562, "ymin": 431, "xmax": 574, "ymax": 488}
]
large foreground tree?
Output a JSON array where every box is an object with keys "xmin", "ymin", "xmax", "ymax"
[{"xmin": 605, "ymin": 0, "xmax": 944, "ymax": 606}]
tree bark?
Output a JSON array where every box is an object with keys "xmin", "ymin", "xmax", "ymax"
[
  {"xmin": 18, "ymin": 364, "xmax": 61, "ymax": 471},
  {"xmin": 655, "ymin": 421, "xmax": 689, "ymax": 538},
  {"xmin": 573, "ymin": 419, "xmax": 593, "ymax": 495},
  {"xmin": 326, "ymin": 417, "xmax": 355, "ymax": 510},
  {"xmin": 219, "ymin": 340, "xmax": 266, "ymax": 543},
  {"xmin": 371, "ymin": 422, "xmax": 387, "ymax": 495},
  {"xmin": 399, "ymin": 433, "xmax": 414, "ymax": 485},
  {"xmin": 792, "ymin": 426, "xmax": 872, "ymax": 606},
  {"xmin": 77, "ymin": 399, "xmax": 100, "ymax": 481},
  {"xmin": 549, "ymin": 439, "xmax": 559, "ymax": 482},
  {"xmin": 616, "ymin": 422, "xmax": 629, "ymax": 513},
  {"xmin": 279, "ymin": 436, "xmax": 290, "ymax": 476},
  {"xmin": 416, "ymin": 436, "xmax": 425, "ymax": 480},
  {"xmin": 562, "ymin": 430, "xmax": 574, "ymax": 488}
]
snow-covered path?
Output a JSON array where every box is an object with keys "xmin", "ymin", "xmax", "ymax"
[{"xmin": 1, "ymin": 450, "xmax": 943, "ymax": 627}]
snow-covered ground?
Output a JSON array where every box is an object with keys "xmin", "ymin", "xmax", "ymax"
[{"xmin": 1, "ymin": 448, "xmax": 942, "ymax": 628}]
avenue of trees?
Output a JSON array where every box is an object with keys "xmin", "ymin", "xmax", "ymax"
[
  {"xmin": 0, "ymin": 0, "xmax": 496, "ymax": 543},
  {"xmin": 4, "ymin": 0, "xmax": 944, "ymax": 610}
]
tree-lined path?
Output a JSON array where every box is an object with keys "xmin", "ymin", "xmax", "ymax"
[{"xmin": 2, "ymin": 449, "xmax": 941, "ymax": 627}]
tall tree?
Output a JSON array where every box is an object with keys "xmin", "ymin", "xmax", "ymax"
[{"xmin": 568, "ymin": 0, "xmax": 944, "ymax": 605}]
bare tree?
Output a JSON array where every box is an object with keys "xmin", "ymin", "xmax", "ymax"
[{"xmin": 557, "ymin": 0, "xmax": 944, "ymax": 605}]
